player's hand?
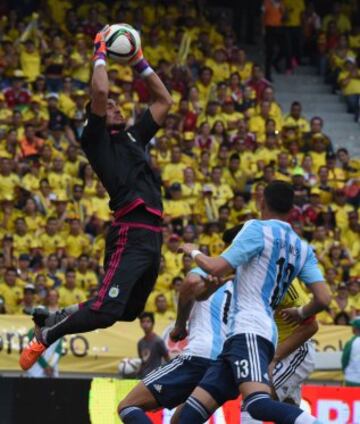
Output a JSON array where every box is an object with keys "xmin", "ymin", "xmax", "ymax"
[
  {"xmin": 92, "ymin": 25, "xmax": 109, "ymax": 62},
  {"xmin": 178, "ymin": 243, "xmax": 198, "ymax": 255},
  {"xmin": 170, "ymin": 326, "xmax": 188, "ymax": 342},
  {"xmin": 201, "ymin": 274, "xmax": 222, "ymax": 287},
  {"xmin": 128, "ymin": 47, "xmax": 144, "ymax": 66},
  {"xmin": 279, "ymin": 307, "xmax": 302, "ymax": 324},
  {"xmin": 268, "ymin": 361, "xmax": 275, "ymax": 382}
]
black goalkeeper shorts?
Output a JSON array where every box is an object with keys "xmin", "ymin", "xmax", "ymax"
[{"xmin": 90, "ymin": 210, "xmax": 162, "ymax": 321}]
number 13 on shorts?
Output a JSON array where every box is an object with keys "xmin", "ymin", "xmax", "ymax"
[{"xmin": 234, "ymin": 359, "xmax": 250, "ymax": 378}]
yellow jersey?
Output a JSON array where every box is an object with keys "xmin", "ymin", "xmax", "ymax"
[
  {"xmin": 0, "ymin": 283, "xmax": 23, "ymax": 314},
  {"xmin": 275, "ymin": 279, "xmax": 310, "ymax": 344},
  {"xmin": 58, "ymin": 286, "xmax": 86, "ymax": 308}
]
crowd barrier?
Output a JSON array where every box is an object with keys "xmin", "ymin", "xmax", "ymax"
[{"xmin": 0, "ymin": 315, "xmax": 353, "ymax": 381}]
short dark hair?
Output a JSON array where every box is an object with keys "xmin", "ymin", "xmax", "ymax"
[
  {"xmin": 222, "ymin": 224, "xmax": 244, "ymax": 245},
  {"xmin": 337, "ymin": 147, "xmax": 348, "ymax": 155},
  {"xmin": 139, "ymin": 312, "xmax": 154, "ymax": 324},
  {"xmin": 264, "ymin": 181, "xmax": 294, "ymax": 214},
  {"xmin": 229, "ymin": 153, "xmax": 240, "ymax": 161}
]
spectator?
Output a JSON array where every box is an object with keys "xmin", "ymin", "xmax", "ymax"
[
  {"xmin": 246, "ymin": 64, "xmax": 271, "ymax": 100},
  {"xmin": 322, "ymin": 2, "xmax": 351, "ymax": 35},
  {"xmin": 58, "ymin": 268, "xmax": 86, "ymax": 308},
  {"xmin": 162, "ymin": 146, "xmax": 188, "ymax": 188},
  {"xmin": 0, "ymin": 157, "xmax": 20, "ymax": 201},
  {"xmin": 304, "ymin": 116, "xmax": 332, "ymax": 154},
  {"xmin": 338, "ymin": 57, "xmax": 360, "ymax": 120},
  {"xmin": 45, "ymin": 289, "xmax": 60, "ymax": 314},
  {"xmin": 336, "ymin": 148, "xmax": 360, "ymax": 180},
  {"xmin": 3, "ymin": 70, "xmax": 31, "ymax": 108},
  {"xmin": 180, "ymin": 167, "xmax": 201, "ymax": 209},
  {"xmin": 262, "ymin": 1, "xmax": 285, "ymax": 80},
  {"xmin": 163, "ymin": 183, "xmax": 191, "ymax": 230},
  {"xmin": 208, "ymin": 166, "xmax": 233, "ymax": 209},
  {"xmin": 18, "ymin": 283, "xmax": 37, "ymax": 315},
  {"xmin": 284, "ymin": 101, "xmax": 310, "ymax": 134},
  {"xmin": 76, "ymin": 254, "xmax": 98, "ymax": 291},
  {"xmin": 154, "ymin": 294, "xmax": 176, "ymax": 323},
  {"xmin": 341, "ymin": 316, "xmax": 360, "ymax": 386},
  {"xmin": 64, "ymin": 218, "xmax": 91, "ymax": 262},
  {"xmin": 163, "ymin": 234, "xmax": 182, "ymax": 278},
  {"xmin": 282, "ymin": 0, "xmax": 305, "ymax": 68},
  {"xmin": 0, "ymin": 267, "xmax": 23, "ymax": 314},
  {"xmin": 17, "ymin": 253, "xmax": 33, "ymax": 285},
  {"xmin": 137, "ymin": 312, "xmax": 170, "ymax": 379},
  {"xmin": 330, "ymin": 282, "xmax": 353, "ymax": 320}
]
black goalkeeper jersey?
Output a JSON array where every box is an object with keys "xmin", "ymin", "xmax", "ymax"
[{"xmin": 81, "ymin": 109, "xmax": 162, "ymax": 218}]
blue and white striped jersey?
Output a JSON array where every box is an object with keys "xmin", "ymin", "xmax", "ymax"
[
  {"xmin": 220, "ymin": 219, "xmax": 323, "ymax": 346},
  {"xmin": 183, "ymin": 268, "xmax": 233, "ymax": 360}
]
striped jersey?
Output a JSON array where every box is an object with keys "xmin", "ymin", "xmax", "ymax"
[
  {"xmin": 221, "ymin": 219, "xmax": 323, "ymax": 346},
  {"xmin": 183, "ymin": 270, "xmax": 233, "ymax": 360}
]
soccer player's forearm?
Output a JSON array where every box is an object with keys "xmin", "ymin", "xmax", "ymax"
[
  {"xmin": 144, "ymin": 72, "xmax": 172, "ymax": 106},
  {"xmin": 175, "ymin": 295, "xmax": 194, "ymax": 329},
  {"xmin": 92, "ymin": 65, "xmax": 108, "ymax": 98},
  {"xmin": 193, "ymin": 254, "xmax": 232, "ymax": 278},
  {"xmin": 274, "ymin": 320, "xmax": 318, "ymax": 362},
  {"xmin": 301, "ymin": 281, "xmax": 331, "ymax": 318},
  {"xmin": 90, "ymin": 65, "xmax": 108, "ymax": 115}
]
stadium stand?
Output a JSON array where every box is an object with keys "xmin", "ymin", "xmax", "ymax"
[{"xmin": 0, "ymin": 0, "xmax": 358, "ymax": 329}]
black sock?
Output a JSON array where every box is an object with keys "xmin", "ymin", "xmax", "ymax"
[{"xmin": 42, "ymin": 305, "xmax": 116, "ymax": 345}]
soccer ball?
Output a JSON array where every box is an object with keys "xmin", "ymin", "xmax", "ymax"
[
  {"xmin": 104, "ymin": 23, "xmax": 141, "ymax": 64},
  {"xmin": 118, "ymin": 357, "xmax": 141, "ymax": 378}
]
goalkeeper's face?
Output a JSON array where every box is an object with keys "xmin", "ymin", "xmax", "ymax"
[{"xmin": 106, "ymin": 98, "xmax": 125, "ymax": 130}]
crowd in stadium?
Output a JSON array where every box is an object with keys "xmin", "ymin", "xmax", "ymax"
[{"xmin": 0, "ymin": 0, "xmax": 358, "ymax": 327}]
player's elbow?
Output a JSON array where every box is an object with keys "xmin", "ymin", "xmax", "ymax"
[
  {"xmin": 316, "ymin": 291, "xmax": 332, "ymax": 310},
  {"xmin": 180, "ymin": 273, "xmax": 201, "ymax": 299},
  {"xmin": 211, "ymin": 266, "xmax": 225, "ymax": 278},
  {"xmin": 308, "ymin": 319, "xmax": 319, "ymax": 337},
  {"xmin": 93, "ymin": 86, "xmax": 108, "ymax": 98},
  {"xmin": 160, "ymin": 95, "xmax": 174, "ymax": 110}
]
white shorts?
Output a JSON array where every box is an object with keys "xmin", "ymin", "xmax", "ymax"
[{"xmin": 272, "ymin": 340, "xmax": 315, "ymax": 405}]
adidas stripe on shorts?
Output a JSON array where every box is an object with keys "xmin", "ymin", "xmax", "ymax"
[{"xmin": 272, "ymin": 340, "xmax": 316, "ymax": 405}]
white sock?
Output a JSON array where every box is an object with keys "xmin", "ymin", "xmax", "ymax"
[
  {"xmin": 240, "ymin": 411, "xmax": 262, "ymax": 424},
  {"xmin": 294, "ymin": 411, "xmax": 319, "ymax": 424}
]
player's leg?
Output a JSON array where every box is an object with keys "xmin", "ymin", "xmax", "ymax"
[
  {"xmin": 19, "ymin": 225, "xmax": 158, "ymax": 370},
  {"xmin": 118, "ymin": 356, "xmax": 212, "ymax": 423},
  {"xmin": 177, "ymin": 356, "xmax": 239, "ymax": 423},
  {"xmin": 170, "ymin": 404, "xmax": 183, "ymax": 424},
  {"xmin": 118, "ymin": 382, "xmax": 158, "ymax": 424},
  {"xmin": 272, "ymin": 341, "xmax": 316, "ymax": 406},
  {"xmin": 234, "ymin": 335, "xmax": 322, "ymax": 424},
  {"xmin": 241, "ymin": 340, "xmax": 316, "ymax": 423}
]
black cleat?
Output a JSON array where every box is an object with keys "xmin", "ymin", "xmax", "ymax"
[{"xmin": 32, "ymin": 306, "xmax": 50, "ymax": 328}]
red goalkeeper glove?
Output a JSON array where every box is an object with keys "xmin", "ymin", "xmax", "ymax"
[{"xmin": 92, "ymin": 25, "xmax": 109, "ymax": 63}]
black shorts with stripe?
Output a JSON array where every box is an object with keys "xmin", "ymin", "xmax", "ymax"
[
  {"xmin": 199, "ymin": 333, "xmax": 274, "ymax": 405},
  {"xmin": 90, "ymin": 208, "xmax": 162, "ymax": 321},
  {"xmin": 143, "ymin": 355, "xmax": 213, "ymax": 410}
]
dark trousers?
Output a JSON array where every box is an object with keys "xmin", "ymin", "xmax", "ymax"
[
  {"xmin": 264, "ymin": 26, "xmax": 284, "ymax": 79},
  {"xmin": 284, "ymin": 26, "xmax": 303, "ymax": 65},
  {"xmin": 43, "ymin": 209, "xmax": 162, "ymax": 346}
]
